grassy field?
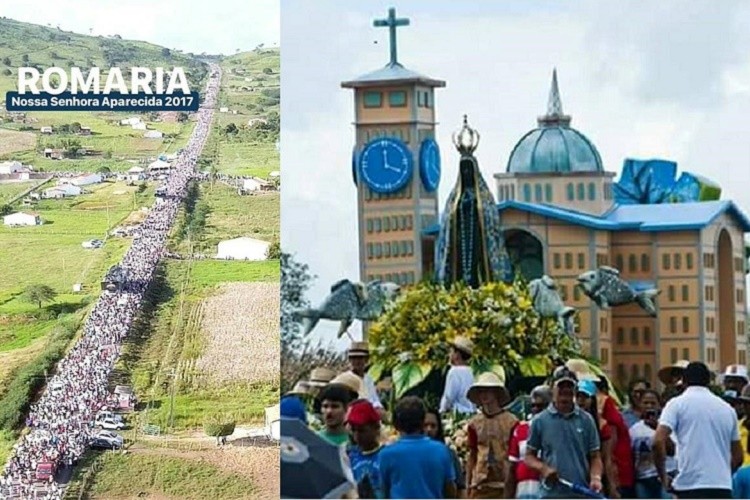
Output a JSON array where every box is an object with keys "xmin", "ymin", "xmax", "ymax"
[
  {"xmin": 0, "ymin": 17, "xmax": 205, "ymax": 171},
  {"xmin": 0, "ymin": 180, "xmax": 37, "ymax": 203},
  {"xmin": 202, "ymin": 182, "xmax": 279, "ymax": 249},
  {"xmin": 76, "ymin": 452, "xmax": 256, "ymax": 499}
]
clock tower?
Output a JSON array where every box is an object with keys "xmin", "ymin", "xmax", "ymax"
[{"xmin": 342, "ymin": 7, "xmax": 446, "ymax": 297}]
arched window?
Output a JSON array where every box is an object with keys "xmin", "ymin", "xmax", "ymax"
[
  {"xmin": 588, "ymin": 182, "xmax": 596, "ymax": 200},
  {"xmin": 641, "ymin": 253, "xmax": 650, "ymax": 272},
  {"xmin": 545, "ymin": 184, "xmax": 553, "ymax": 202},
  {"xmin": 566, "ymin": 183, "xmax": 575, "ymax": 201},
  {"xmin": 628, "ymin": 254, "xmax": 637, "ymax": 273},
  {"xmin": 630, "ymin": 327, "xmax": 639, "ymax": 345},
  {"xmin": 577, "ymin": 183, "xmax": 585, "ymax": 200},
  {"xmin": 644, "ymin": 364, "xmax": 652, "ymax": 382},
  {"xmin": 617, "ymin": 364, "xmax": 627, "ymax": 384},
  {"xmin": 534, "ymin": 184, "xmax": 543, "ymax": 202},
  {"xmin": 643, "ymin": 326, "xmax": 651, "ymax": 345},
  {"xmin": 616, "ymin": 327, "xmax": 624, "ymax": 344},
  {"xmin": 523, "ymin": 184, "xmax": 532, "ymax": 202},
  {"xmin": 615, "ymin": 254, "xmax": 624, "ymax": 271},
  {"xmin": 631, "ymin": 364, "xmax": 640, "ymax": 379},
  {"xmin": 392, "ymin": 242, "xmax": 400, "ymax": 257}
]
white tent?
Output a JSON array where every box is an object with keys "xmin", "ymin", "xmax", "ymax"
[
  {"xmin": 64, "ymin": 173, "xmax": 101, "ymax": 186},
  {"xmin": 216, "ymin": 237, "xmax": 270, "ymax": 261},
  {"xmin": 44, "ymin": 184, "xmax": 81, "ymax": 198},
  {"xmin": 148, "ymin": 159, "xmax": 171, "ymax": 172},
  {"xmin": 144, "ymin": 130, "xmax": 163, "ymax": 139},
  {"xmin": 3, "ymin": 212, "xmax": 40, "ymax": 226}
]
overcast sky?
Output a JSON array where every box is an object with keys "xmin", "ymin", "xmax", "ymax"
[
  {"xmin": 282, "ymin": 0, "xmax": 750, "ymax": 351},
  {"xmin": 1, "ymin": 0, "xmax": 279, "ymax": 55}
]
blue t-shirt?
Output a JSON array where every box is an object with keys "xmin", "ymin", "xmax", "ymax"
[
  {"xmin": 733, "ymin": 466, "xmax": 750, "ymax": 499},
  {"xmin": 378, "ymin": 434, "xmax": 456, "ymax": 499},
  {"xmin": 347, "ymin": 444, "xmax": 384, "ymax": 499}
]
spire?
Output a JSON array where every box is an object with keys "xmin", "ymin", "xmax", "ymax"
[{"xmin": 538, "ymin": 68, "xmax": 571, "ymax": 127}]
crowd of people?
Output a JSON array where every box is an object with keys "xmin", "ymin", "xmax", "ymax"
[
  {"xmin": 0, "ymin": 66, "xmax": 220, "ymax": 500},
  {"xmin": 283, "ymin": 338, "xmax": 750, "ymax": 499}
]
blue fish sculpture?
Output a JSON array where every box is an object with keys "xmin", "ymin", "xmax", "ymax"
[
  {"xmin": 576, "ymin": 266, "xmax": 660, "ymax": 317},
  {"xmin": 529, "ymin": 275, "xmax": 576, "ymax": 336},
  {"xmin": 295, "ymin": 279, "xmax": 400, "ymax": 337}
]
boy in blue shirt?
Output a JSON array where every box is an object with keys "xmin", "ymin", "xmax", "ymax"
[
  {"xmin": 346, "ymin": 399, "xmax": 384, "ymax": 498},
  {"xmin": 378, "ymin": 396, "xmax": 457, "ymax": 498}
]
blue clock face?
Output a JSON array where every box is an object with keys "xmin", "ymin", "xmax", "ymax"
[
  {"xmin": 419, "ymin": 138, "xmax": 441, "ymax": 192},
  {"xmin": 359, "ymin": 138, "xmax": 413, "ymax": 193}
]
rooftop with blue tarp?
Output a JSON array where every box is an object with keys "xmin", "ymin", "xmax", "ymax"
[{"xmin": 422, "ymin": 199, "xmax": 750, "ymax": 235}]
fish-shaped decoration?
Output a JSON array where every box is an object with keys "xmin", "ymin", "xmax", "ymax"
[
  {"xmin": 576, "ymin": 266, "xmax": 660, "ymax": 316},
  {"xmin": 529, "ymin": 275, "xmax": 576, "ymax": 336},
  {"xmin": 295, "ymin": 279, "xmax": 400, "ymax": 337}
]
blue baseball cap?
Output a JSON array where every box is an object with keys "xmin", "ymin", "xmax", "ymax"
[
  {"xmin": 280, "ymin": 395, "xmax": 307, "ymax": 424},
  {"xmin": 576, "ymin": 380, "xmax": 597, "ymax": 398}
]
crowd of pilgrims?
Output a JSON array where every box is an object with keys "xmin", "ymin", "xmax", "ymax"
[
  {"xmin": 282, "ymin": 338, "xmax": 750, "ymax": 499},
  {"xmin": 0, "ymin": 66, "xmax": 220, "ymax": 500}
]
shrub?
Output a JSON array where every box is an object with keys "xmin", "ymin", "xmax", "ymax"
[{"xmin": 203, "ymin": 415, "xmax": 236, "ymax": 437}]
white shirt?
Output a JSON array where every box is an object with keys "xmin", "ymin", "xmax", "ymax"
[
  {"xmin": 346, "ymin": 370, "xmax": 383, "ymax": 409},
  {"xmin": 659, "ymin": 386, "xmax": 739, "ymax": 491},
  {"xmin": 439, "ymin": 365, "xmax": 476, "ymax": 414}
]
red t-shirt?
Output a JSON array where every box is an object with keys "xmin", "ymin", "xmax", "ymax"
[
  {"xmin": 600, "ymin": 396, "xmax": 635, "ymax": 488},
  {"xmin": 507, "ymin": 422, "xmax": 540, "ymax": 482}
]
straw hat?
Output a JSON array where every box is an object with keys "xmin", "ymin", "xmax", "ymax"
[
  {"xmin": 657, "ymin": 360, "xmax": 690, "ymax": 385},
  {"xmin": 286, "ymin": 381, "xmax": 310, "ymax": 397},
  {"xmin": 739, "ymin": 385, "xmax": 750, "ymax": 403},
  {"xmin": 565, "ymin": 359, "xmax": 599, "ymax": 381},
  {"xmin": 467, "ymin": 372, "xmax": 510, "ymax": 406},
  {"xmin": 308, "ymin": 367, "xmax": 337, "ymax": 388},
  {"xmin": 328, "ymin": 371, "xmax": 364, "ymax": 398},
  {"xmin": 722, "ymin": 364, "xmax": 749, "ymax": 383},
  {"xmin": 449, "ymin": 336, "xmax": 474, "ymax": 357},
  {"xmin": 348, "ymin": 341, "xmax": 369, "ymax": 357}
]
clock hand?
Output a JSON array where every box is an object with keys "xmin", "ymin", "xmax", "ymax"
[
  {"xmin": 384, "ymin": 164, "xmax": 402, "ymax": 173},
  {"xmin": 382, "ymin": 149, "xmax": 389, "ymax": 170}
]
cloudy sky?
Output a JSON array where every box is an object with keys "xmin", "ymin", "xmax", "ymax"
[
  {"xmin": 282, "ymin": 0, "xmax": 750, "ymax": 350},
  {"xmin": 2, "ymin": 0, "xmax": 279, "ymax": 54}
]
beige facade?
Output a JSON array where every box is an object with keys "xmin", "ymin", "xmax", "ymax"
[{"xmin": 498, "ymin": 202, "xmax": 748, "ymax": 388}]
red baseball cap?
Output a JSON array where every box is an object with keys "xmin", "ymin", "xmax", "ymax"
[{"xmin": 345, "ymin": 399, "xmax": 381, "ymax": 426}]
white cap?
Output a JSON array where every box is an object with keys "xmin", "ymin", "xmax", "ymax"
[{"xmin": 723, "ymin": 364, "xmax": 749, "ymax": 382}]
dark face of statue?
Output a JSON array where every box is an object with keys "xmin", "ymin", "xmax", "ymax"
[{"xmin": 459, "ymin": 158, "xmax": 475, "ymax": 187}]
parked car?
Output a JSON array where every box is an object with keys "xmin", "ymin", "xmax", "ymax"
[
  {"xmin": 90, "ymin": 438, "xmax": 122, "ymax": 450},
  {"xmin": 96, "ymin": 417, "xmax": 125, "ymax": 430},
  {"xmin": 82, "ymin": 239, "xmax": 103, "ymax": 249},
  {"xmin": 94, "ymin": 430, "xmax": 123, "ymax": 447},
  {"xmin": 96, "ymin": 411, "xmax": 123, "ymax": 424}
]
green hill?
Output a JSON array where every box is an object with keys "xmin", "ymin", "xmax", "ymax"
[
  {"xmin": 198, "ymin": 48, "xmax": 280, "ymax": 177},
  {"xmin": 0, "ymin": 16, "xmax": 209, "ymax": 172}
]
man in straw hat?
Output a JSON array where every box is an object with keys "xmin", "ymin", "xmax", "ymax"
[
  {"xmin": 525, "ymin": 367, "xmax": 604, "ymax": 498},
  {"xmin": 345, "ymin": 341, "xmax": 385, "ymax": 418},
  {"xmin": 464, "ymin": 372, "xmax": 518, "ymax": 499},
  {"xmin": 657, "ymin": 360, "xmax": 690, "ymax": 389},
  {"xmin": 440, "ymin": 336, "xmax": 476, "ymax": 415}
]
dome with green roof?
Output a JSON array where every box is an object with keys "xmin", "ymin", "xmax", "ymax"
[{"xmin": 507, "ymin": 70, "xmax": 603, "ymax": 174}]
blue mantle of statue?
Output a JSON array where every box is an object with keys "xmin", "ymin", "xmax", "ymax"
[
  {"xmin": 435, "ymin": 117, "xmax": 512, "ymax": 288},
  {"xmin": 614, "ymin": 158, "xmax": 721, "ymax": 205}
]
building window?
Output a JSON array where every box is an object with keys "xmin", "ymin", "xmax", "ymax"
[
  {"xmin": 389, "ymin": 90, "xmax": 407, "ymax": 107},
  {"xmin": 670, "ymin": 348, "xmax": 678, "ymax": 363},
  {"xmin": 682, "ymin": 316, "xmax": 689, "ymax": 333},
  {"xmin": 383, "ymin": 217, "xmax": 390, "ymax": 231},
  {"xmin": 535, "ymin": 184, "xmax": 543, "ymax": 202},
  {"xmin": 705, "ymin": 285, "xmax": 714, "ymax": 301},
  {"xmin": 628, "ymin": 254, "xmax": 637, "ymax": 273},
  {"xmin": 523, "ymin": 184, "xmax": 532, "ymax": 202},
  {"xmin": 374, "ymin": 218, "xmax": 382, "ymax": 232},
  {"xmin": 574, "ymin": 287, "xmax": 581, "ymax": 301},
  {"xmin": 363, "ymin": 91, "xmax": 382, "ymax": 108},
  {"xmin": 674, "ymin": 253, "xmax": 682, "ymax": 270},
  {"xmin": 682, "ymin": 348, "xmax": 689, "ymax": 360},
  {"xmin": 366, "ymin": 219, "xmax": 373, "ymax": 233},
  {"xmin": 392, "ymin": 215, "xmax": 400, "ymax": 230},
  {"xmin": 400, "ymin": 241, "xmax": 408, "ymax": 256},
  {"xmin": 663, "ymin": 253, "xmax": 671, "ymax": 270},
  {"xmin": 392, "ymin": 242, "xmax": 400, "ymax": 257},
  {"xmin": 617, "ymin": 363, "xmax": 626, "ymax": 383},
  {"xmin": 644, "ymin": 363, "xmax": 653, "ymax": 382},
  {"xmin": 601, "ymin": 348, "xmax": 609, "ymax": 364},
  {"xmin": 367, "ymin": 243, "xmax": 374, "ymax": 259},
  {"xmin": 578, "ymin": 252, "xmax": 585, "ymax": 269},
  {"xmin": 565, "ymin": 253, "xmax": 573, "ymax": 270},
  {"xmin": 566, "ymin": 183, "xmax": 575, "ymax": 201},
  {"xmin": 616, "ymin": 327, "xmax": 624, "ymax": 345},
  {"xmin": 553, "ymin": 253, "xmax": 561, "ymax": 269},
  {"xmin": 704, "ymin": 253, "xmax": 715, "ymax": 268},
  {"xmin": 686, "ymin": 253, "xmax": 694, "ymax": 270},
  {"xmin": 643, "ymin": 326, "xmax": 651, "ymax": 345},
  {"xmin": 682, "ymin": 285, "xmax": 689, "ymax": 302},
  {"xmin": 577, "ymin": 183, "xmax": 585, "ymax": 200},
  {"xmin": 670, "ymin": 316, "xmax": 677, "ymax": 334},
  {"xmin": 631, "ymin": 364, "xmax": 640, "ymax": 379},
  {"xmin": 383, "ymin": 243, "xmax": 391, "ymax": 257},
  {"xmin": 615, "ymin": 254, "xmax": 624, "ymax": 271},
  {"xmin": 545, "ymin": 183, "xmax": 553, "ymax": 202},
  {"xmin": 588, "ymin": 182, "xmax": 596, "ymax": 200},
  {"xmin": 406, "ymin": 216, "xmax": 413, "ymax": 230},
  {"xmin": 641, "ymin": 254, "xmax": 650, "ymax": 272},
  {"xmin": 737, "ymin": 289, "xmax": 744, "ymax": 304},
  {"xmin": 407, "ymin": 241, "xmax": 414, "ymax": 255},
  {"xmin": 559, "ymin": 285, "xmax": 568, "ymax": 301},
  {"xmin": 630, "ymin": 327, "xmax": 639, "ymax": 345},
  {"xmin": 740, "ymin": 350, "xmax": 747, "ymax": 365},
  {"xmin": 375, "ymin": 243, "xmax": 382, "ymax": 258},
  {"xmin": 597, "ymin": 253, "xmax": 608, "ymax": 266},
  {"xmin": 668, "ymin": 285, "xmax": 675, "ymax": 302}
]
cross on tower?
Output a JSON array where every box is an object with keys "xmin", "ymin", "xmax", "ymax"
[{"xmin": 373, "ymin": 7, "xmax": 410, "ymax": 66}]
